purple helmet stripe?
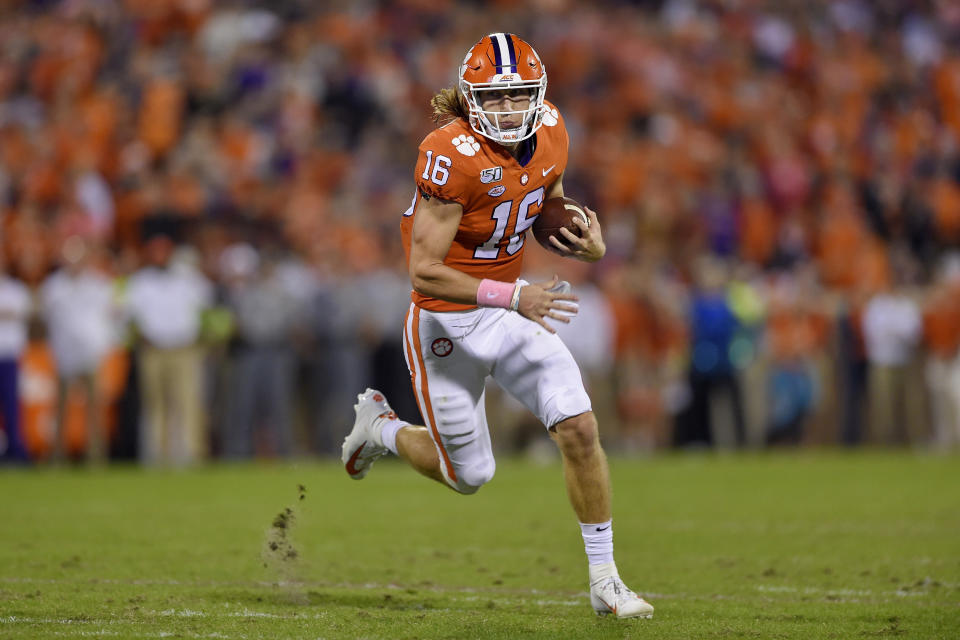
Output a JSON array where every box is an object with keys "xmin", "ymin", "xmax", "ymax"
[
  {"xmin": 490, "ymin": 33, "xmax": 503, "ymax": 71},
  {"xmin": 491, "ymin": 32, "xmax": 515, "ymax": 73},
  {"xmin": 504, "ymin": 33, "xmax": 518, "ymax": 73}
]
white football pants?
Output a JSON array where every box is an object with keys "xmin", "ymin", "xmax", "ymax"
[{"xmin": 402, "ymin": 303, "xmax": 592, "ymax": 494}]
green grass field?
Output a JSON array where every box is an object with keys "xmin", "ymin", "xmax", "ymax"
[{"xmin": 1, "ymin": 451, "xmax": 958, "ymax": 639}]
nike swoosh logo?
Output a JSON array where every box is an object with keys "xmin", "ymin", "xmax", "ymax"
[
  {"xmin": 595, "ymin": 525, "xmax": 611, "ymax": 532},
  {"xmin": 486, "ymin": 292, "xmax": 498, "ymax": 299},
  {"xmin": 597, "ymin": 595, "xmax": 617, "ymax": 615},
  {"xmin": 542, "ymin": 164, "xmax": 556, "ymax": 176},
  {"xmin": 345, "ymin": 443, "xmax": 366, "ymax": 476}
]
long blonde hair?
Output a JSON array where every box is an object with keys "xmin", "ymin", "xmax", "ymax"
[{"xmin": 430, "ymin": 86, "xmax": 469, "ymax": 125}]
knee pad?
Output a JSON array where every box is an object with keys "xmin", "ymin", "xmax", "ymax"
[{"xmin": 443, "ymin": 459, "xmax": 496, "ymax": 495}]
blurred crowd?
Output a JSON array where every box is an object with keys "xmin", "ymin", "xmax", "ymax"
[{"xmin": 2, "ymin": 0, "xmax": 960, "ymax": 464}]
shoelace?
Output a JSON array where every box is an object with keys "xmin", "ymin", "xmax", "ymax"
[
  {"xmin": 603, "ymin": 578, "xmax": 640, "ymax": 601},
  {"xmin": 599, "ymin": 578, "xmax": 623, "ymax": 596}
]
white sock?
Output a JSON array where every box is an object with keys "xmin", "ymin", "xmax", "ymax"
[
  {"xmin": 579, "ymin": 520, "xmax": 615, "ymax": 568},
  {"xmin": 379, "ymin": 419, "xmax": 408, "ymax": 455}
]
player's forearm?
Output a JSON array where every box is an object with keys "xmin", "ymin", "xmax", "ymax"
[{"xmin": 411, "ymin": 261, "xmax": 484, "ymax": 306}]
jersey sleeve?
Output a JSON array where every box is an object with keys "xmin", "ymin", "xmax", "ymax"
[{"xmin": 414, "ymin": 133, "xmax": 477, "ymax": 207}]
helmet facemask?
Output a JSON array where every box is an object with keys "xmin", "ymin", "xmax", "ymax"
[{"xmin": 459, "ymin": 76, "xmax": 548, "ymax": 144}]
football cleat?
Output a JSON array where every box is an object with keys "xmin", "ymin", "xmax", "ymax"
[
  {"xmin": 590, "ymin": 576, "xmax": 654, "ymax": 619},
  {"xmin": 341, "ymin": 388, "xmax": 394, "ymax": 480}
]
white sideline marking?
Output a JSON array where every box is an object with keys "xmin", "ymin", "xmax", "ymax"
[
  {"xmin": 754, "ymin": 584, "xmax": 939, "ymax": 602},
  {"xmin": 2, "ymin": 623, "xmax": 243, "ymax": 640},
  {"xmin": 1, "ymin": 616, "xmax": 119, "ymax": 625},
  {"xmin": 49, "ymin": 633, "xmax": 236, "ymax": 639},
  {"xmin": 157, "ymin": 609, "xmax": 206, "ymax": 617},
  {"xmin": 661, "ymin": 520, "xmax": 946, "ymax": 535},
  {"xmin": 462, "ymin": 594, "xmax": 583, "ymax": 607},
  {"xmin": 755, "ymin": 584, "xmax": 926, "ymax": 597}
]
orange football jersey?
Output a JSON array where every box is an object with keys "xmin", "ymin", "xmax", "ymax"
[{"xmin": 401, "ymin": 100, "xmax": 569, "ymax": 311}]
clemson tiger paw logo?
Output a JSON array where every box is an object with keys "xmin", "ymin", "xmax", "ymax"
[
  {"xmin": 452, "ymin": 134, "xmax": 480, "ymax": 156},
  {"xmin": 542, "ymin": 107, "xmax": 559, "ymax": 127},
  {"xmin": 431, "ymin": 337, "xmax": 453, "ymax": 357}
]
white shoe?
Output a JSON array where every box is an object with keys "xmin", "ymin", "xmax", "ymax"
[
  {"xmin": 590, "ymin": 576, "xmax": 654, "ymax": 619},
  {"xmin": 341, "ymin": 388, "xmax": 394, "ymax": 479}
]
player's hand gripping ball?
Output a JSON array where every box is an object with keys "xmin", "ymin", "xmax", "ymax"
[{"xmin": 533, "ymin": 197, "xmax": 590, "ymax": 254}]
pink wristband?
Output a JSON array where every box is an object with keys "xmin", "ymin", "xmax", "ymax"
[{"xmin": 477, "ymin": 279, "xmax": 516, "ymax": 309}]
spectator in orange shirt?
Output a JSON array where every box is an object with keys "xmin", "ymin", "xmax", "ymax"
[{"xmin": 922, "ymin": 255, "xmax": 960, "ymax": 449}]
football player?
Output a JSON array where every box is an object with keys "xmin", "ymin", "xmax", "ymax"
[{"xmin": 342, "ymin": 33, "xmax": 653, "ymax": 619}]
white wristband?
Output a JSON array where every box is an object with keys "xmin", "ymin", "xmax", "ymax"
[{"xmin": 510, "ymin": 283, "xmax": 523, "ymax": 311}]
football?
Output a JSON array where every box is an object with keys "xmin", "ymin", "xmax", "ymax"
[{"xmin": 533, "ymin": 197, "xmax": 589, "ymax": 252}]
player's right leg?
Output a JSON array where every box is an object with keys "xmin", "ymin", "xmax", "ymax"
[
  {"xmin": 401, "ymin": 304, "xmax": 496, "ymax": 494},
  {"xmin": 343, "ymin": 305, "xmax": 496, "ymax": 494},
  {"xmin": 394, "ymin": 425, "xmax": 445, "ymax": 483},
  {"xmin": 341, "ymin": 388, "xmax": 399, "ymax": 479},
  {"xmin": 340, "ymin": 385, "xmax": 446, "ymax": 483}
]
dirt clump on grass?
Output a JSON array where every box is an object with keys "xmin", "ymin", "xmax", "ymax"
[
  {"xmin": 262, "ymin": 486, "xmax": 306, "ymax": 574},
  {"xmin": 260, "ymin": 485, "xmax": 310, "ymax": 605}
]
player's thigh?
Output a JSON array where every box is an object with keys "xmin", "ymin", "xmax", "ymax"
[
  {"xmin": 404, "ymin": 306, "xmax": 495, "ymax": 487},
  {"xmin": 492, "ymin": 311, "xmax": 592, "ymax": 429}
]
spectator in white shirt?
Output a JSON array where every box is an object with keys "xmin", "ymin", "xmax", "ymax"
[
  {"xmin": 126, "ymin": 235, "xmax": 213, "ymax": 465},
  {"xmin": 40, "ymin": 237, "xmax": 117, "ymax": 464},
  {"xmin": 862, "ymin": 281, "xmax": 923, "ymax": 444},
  {"xmin": 0, "ymin": 251, "xmax": 32, "ymax": 463}
]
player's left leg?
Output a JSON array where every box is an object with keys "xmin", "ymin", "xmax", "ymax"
[
  {"xmin": 491, "ymin": 311, "xmax": 653, "ymax": 618},
  {"xmin": 551, "ymin": 413, "xmax": 654, "ymax": 619},
  {"xmin": 550, "ymin": 412, "xmax": 609, "ymax": 522}
]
